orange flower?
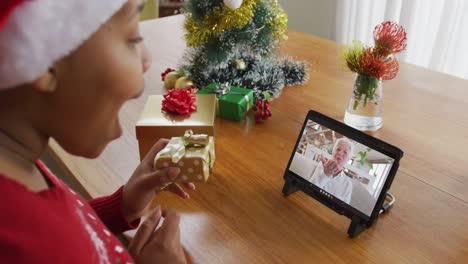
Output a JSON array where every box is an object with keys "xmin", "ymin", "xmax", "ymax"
[
  {"xmin": 373, "ymin": 21, "xmax": 407, "ymax": 57},
  {"xmin": 381, "ymin": 57, "xmax": 399, "ymax": 80},
  {"xmin": 359, "ymin": 48, "xmax": 399, "ymax": 80},
  {"xmin": 359, "ymin": 48, "xmax": 386, "ymax": 78}
]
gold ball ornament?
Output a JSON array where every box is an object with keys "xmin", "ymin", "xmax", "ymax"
[
  {"xmin": 164, "ymin": 71, "xmax": 180, "ymax": 90},
  {"xmin": 223, "ymin": 0, "xmax": 243, "ymax": 9},
  {"xmin": 175, "ymin": 76, "xmax": 194, "ymax": 89},
  {"xmin": 235, "ymin": 59, "xmax": 247, "ymax": 70}
]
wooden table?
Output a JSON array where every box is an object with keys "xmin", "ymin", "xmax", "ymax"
[{"xmin": 48, "ymin": 15, "xmax": 468, "ymax": 263}]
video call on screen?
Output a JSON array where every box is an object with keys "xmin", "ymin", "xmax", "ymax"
[{"xmin": 289, "ymin": 120, "xmax": 395, "ymax": 216}]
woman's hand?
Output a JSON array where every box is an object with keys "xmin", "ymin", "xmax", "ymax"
[
  {"xmin": 122, "ymin": 139, "xmax": 196, "ymax": 222},
  {"xmin": 319, "ymin": 156, "xmax": 340, "ymax": 177},
  {"xmin": 129, "ymin": 207, "xmax": 187, "ymax": 264}
]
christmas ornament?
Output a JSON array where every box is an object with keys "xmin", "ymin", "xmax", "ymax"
[
  {"xmin": 223, "ymin": 0, "xmax": 243, "ymax": 10},
  {"xmin": 175, "ymin": 76, "xmax": 194, "ymax": 89},
  {"xmin": 235, "ymin": 59, "xmax": 247, "ymax": 70},
  {"xmin": 161, "ymin": 68, "xmax": 176, "ymax": 81},
  {"xmin": 162, "ymin": 88, "xmax": 197, "ymax": 115},
  {"xmin": 164, "ymin": 72, "xmax": 180, "ymax": 90}
]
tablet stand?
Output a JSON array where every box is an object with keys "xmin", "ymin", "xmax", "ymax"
[
  {"xmin": 282, "ymin": 177, "xmax": 300, "ymax": 196},
  {"xmin": 282, "ymin": 176, "xmax": 374, "ymax": 238},
  {"xmin": 347, "ymin": 215, "xmax": 367, "ymax": 238}
]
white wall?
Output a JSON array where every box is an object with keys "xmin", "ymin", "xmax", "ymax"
[{"xmin": 279, "ymin": 0, "xmax": 335, "ymax": 40}]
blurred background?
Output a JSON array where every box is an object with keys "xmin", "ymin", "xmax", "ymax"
[{"xmin": 144, "ymin": 0, "xmax": 468, "ymax": 80}]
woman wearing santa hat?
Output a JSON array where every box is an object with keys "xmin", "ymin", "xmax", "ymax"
[{"xmin": 0, "ymin": 0, "xmax": 194, "ymax": 263}]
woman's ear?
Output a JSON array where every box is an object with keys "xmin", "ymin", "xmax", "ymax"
[{"xmin": 31, "ymin": 68, "xmax": 57, "ymax": 93}]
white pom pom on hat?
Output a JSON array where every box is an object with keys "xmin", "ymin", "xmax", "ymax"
[{"xmin": 0, "ymin": 0, "xmax": 127, "ymax": 90}]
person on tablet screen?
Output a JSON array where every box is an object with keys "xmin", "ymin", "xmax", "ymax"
[{"xmin": 308, "ymin": 138, "xmax": 354, "ymax": 203}]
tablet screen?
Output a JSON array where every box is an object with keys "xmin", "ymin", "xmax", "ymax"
[{"xmin": 288, "ymin": 119, "xmax": 395, "ymax": 217}]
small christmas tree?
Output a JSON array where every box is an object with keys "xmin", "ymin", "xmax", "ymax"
[{"xmin": 180, "ymin": 0, "xmax": 307, "ymax": 101}]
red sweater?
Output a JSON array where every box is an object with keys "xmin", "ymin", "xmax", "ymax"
[{"xmin": 0, "ymin": 160, "xmax": 140, "ymax": 263}]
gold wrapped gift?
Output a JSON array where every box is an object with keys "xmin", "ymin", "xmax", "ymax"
[
  {"xmin": 154, "ymin": 130, "xmax": 215, "ymax": 183},
  {"xmin": 136, "ymin": 94, "xmax": 216, "ymax": 160}
]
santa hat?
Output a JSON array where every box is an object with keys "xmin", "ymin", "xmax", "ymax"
[{"xmin": 0, "ymin": 0, "xmax": 127, "ymax": 90}]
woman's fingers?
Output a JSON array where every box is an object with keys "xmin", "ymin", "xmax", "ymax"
[
  {"xmin": 128, "ymin": 206, "xmax": 162, "ymax": 256},
  {"xmin": 136, "ymin": 168, "xmax": 195, "ymax": 198},
  {"xmin": 319, "ymin": 156, "xmax": 328, "ymax": 164},
  {"xmin": 182, "ymin": 182, "xmax": 196, "ymax": 191},
  {"xmin": 323, "ymin": 160, "xmax": 333, "ymax": 175},
  {"xmin": 158, "ymin": 167, "xmax": 181, "ymax": 183},
  {"xmin": 140, "ymin": 209, "xmax": 186, "ymax": 264},
  {"xmin": 168, "ymin": 182, "xmax": 190, "ymax": 198},
  {"xmin": 142, "ymin": 138, "xmax": 170, "ymax": 165},
  {"xmin": 328, "ymin": 161, "xmax": 338, "ymax": 175},
  {"xmin": 156, "ymin": 209, "xmax": 181, "ymax": 240},
  {"xmin": 324, "ymin": 159, "xmax": 342, "ymax": 176},
  {"xmin": 325, "ymin": 160, "xmax": 342, "ymax": 176},
  {"xmin": 139, "ymin": 167, "xmax": 181, "ymax": 191},
  {"xmin": 145, "ymin": 209, "xmax": 181, "ymax": 248},
  {"xmin": 184, "ymin": 246, "xmax": 196, "ymax": 264}
]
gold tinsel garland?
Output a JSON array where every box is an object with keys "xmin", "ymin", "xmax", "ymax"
[
  {"xmin": 184, "ymin": 0, "xmax": 257, "ymax": 47},
  {"xmin": 268, "ymin": 0, "xmax": 288, "ymax": 41}
]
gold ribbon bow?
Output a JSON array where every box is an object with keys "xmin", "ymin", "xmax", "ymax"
[
  {"xmin": 157, "ymin": 130, "xmax": 209, "ymax": 164},
  {"xmin": 182, "ymin": 130, "xmax": 209, "ymax": 146}
]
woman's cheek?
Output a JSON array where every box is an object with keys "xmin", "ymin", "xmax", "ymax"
[{"xmin": 110, "ymin": 52, "xmax": 144, "ymax": 101}]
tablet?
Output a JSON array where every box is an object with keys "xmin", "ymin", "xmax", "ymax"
[{"xmin": 284, "ymin": 110, "xmax": 403, "ymax": 224}]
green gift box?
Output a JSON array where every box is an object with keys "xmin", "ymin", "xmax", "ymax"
[{"xmin": 198, "ymin": 83, "xmax": 254, "ymax": 121}]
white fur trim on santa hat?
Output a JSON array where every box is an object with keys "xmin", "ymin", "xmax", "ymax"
[{"xmin": 0, "ymin": 0, "xmax": 127, "ymax": 89}]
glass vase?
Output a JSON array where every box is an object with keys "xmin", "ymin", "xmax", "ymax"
[{"xmin": 344, "ymin": 74, "xmax": 383, "ymax": 131}]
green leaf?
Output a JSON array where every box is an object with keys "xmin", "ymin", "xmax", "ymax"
[
  {"xmin": 177, "ymin": 68, "xmax": 186, "ymax": 77},
  {"xmin": 358, "ymin": 151, "xmax": 366, "ymax": 166},
  {"xmin": 353, "ymin": 99, "xmax": 359, "ymax": 110}
]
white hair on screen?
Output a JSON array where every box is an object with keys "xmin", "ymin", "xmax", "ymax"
[{"xmin": 333, "ymin": 137, "xmax": 355, "ymax": 161}]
